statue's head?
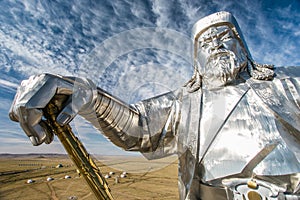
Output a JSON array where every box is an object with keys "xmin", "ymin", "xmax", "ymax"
[{"xmin": 187, "ymin": 11, "xmax": 274, "ymax": 91}]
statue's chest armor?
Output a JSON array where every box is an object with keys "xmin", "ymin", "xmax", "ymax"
[{"xmin": 198, "ymin": 88, "xmax": 300, "ymax": 182}]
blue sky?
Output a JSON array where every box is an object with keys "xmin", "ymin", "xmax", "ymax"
[{"xmin": 0, "ymin": 0, "xmax": 299, "ymax": 155}]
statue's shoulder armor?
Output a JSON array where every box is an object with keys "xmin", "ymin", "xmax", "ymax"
[{"xmin": 248, "ymin": 67, "xmax": 300, "ymax": 132}]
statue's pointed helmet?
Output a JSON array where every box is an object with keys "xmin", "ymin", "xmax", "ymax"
[
  {"xmin": 186, "ymin": 11, "xmax": 274, "ymax": 90},
  {"xmin": 191, "ymin": 11, "xmax": 253, "ymax": 66}
]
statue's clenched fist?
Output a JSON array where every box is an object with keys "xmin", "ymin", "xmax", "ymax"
[{"xmin": 9, "ymin": 74, "xmax": 97, "ymax": 146}]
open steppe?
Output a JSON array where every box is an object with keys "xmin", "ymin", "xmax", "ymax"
[{"xmin": 0, "ymin": 154, "xmax": 178, "ymax": 200}]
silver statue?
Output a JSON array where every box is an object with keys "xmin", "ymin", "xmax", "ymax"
[{"xmin": 9, "ymin": 11, "xmax": 300, "ymax": 199}]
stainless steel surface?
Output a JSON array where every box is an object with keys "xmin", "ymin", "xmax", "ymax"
[{"xmin": 9, "ymin": 11, "xmax": 300, "ymax": 199}]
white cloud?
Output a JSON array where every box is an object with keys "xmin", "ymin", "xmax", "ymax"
[
  {"xmin": 0, "ymin": 98, "xmax": 13, "ymax": 111},
  {"xmin": 80, "ymin": 27, "xmax": 193, "ymax": 91},
  {"xmin": 294, "ymin": 31, "xmax": 300, "ymax": 37},
  {"xmin": 1, "ymin": 0, "xmax": 299, "ymax": 155},
  {"xmin": 0, "ymin": 79, "xmax": 18, "ymax": 89},
  {"xmin": 151, "ymin": 0, "xmax": 171, "ymax": 27}
]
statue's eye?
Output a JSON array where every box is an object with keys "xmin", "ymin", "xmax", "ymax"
[
  {"xmin": 199, "ymin": 36, "xmax": 212, "ymax": 48},
  {"xmin": 199, "ymin": 40, "xmax": 209, "ymax": 49},
  {"xmin": 218, "ymin": 29, "xmax": 231, "ymax": 41},
  {"xmin": 221, "ymin": 33, "xmax": 232, "ymax": 41}
]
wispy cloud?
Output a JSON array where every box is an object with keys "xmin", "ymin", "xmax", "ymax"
[
  {"xmin": 0, "ymin": 0, "xmax": 299, "ymax": 154},
  {"xmin": 0, "ymin": 79, "xmax": 18, "ymax": 90}
]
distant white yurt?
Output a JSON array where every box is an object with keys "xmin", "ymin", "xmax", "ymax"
[
  {"xmin": 109, "ymin": 171, "xmax": 115, "ymax": 175},
  {"xmin": 56, "ymin": 164, "xmax": 63, "ymax": 168},
  {"xmin": 120, "ymin": 174, "xmax": 126, "ymax": 178},
  {"xmin": 65, "ymin": 175, "xmax": 71, "ymax": 179},
  {"xmin": 104, "ymin": 174, "xmax": 111, "ymax": 179},
  {"xmin": 120, "ymin": 171, "xmax": 127, "ymax": 178},
  {"xmin": 27, "ymin": 179, "xmax": 34, "ymax": 184},
  {"xmin": 47, "ymin": 177, "xmax": 54, "ymax": 181}
]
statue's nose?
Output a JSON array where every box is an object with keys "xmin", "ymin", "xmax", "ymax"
[
  {"xmin": 210, "ymin": 38, "xmax": 222, "ymax": 52},
  {"xmin": 212, "ymin": 38, "xmax": 219, "ymax": 47}
]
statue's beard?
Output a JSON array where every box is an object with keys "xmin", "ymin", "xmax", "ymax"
[{"xmin": 201, "ymin": 51, "xmax": 246, "ymax": 88}]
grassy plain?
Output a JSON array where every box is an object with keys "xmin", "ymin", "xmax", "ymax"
[{"xmin": 0, "ymin": 154, "xmax": 179, "ymax": 200}]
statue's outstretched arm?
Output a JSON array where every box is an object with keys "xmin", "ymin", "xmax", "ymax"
[
  {"xmin": 9, "ymin": 73, "xmax": 178, "ymax": 155},
  {"xmin": 79, "ymin": 87, "xmax": 179, "ymax": 153},
  {"xmin": 79, "ymin": 87, "xmax": 143, "ymax": 151}
]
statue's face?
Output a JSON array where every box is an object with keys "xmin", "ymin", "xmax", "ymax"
[{"xmin": 196, "ymin": 25, "xmax": 248, "ymax": 88}]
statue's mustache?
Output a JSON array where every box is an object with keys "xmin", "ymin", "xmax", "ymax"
[{"xmin": 206, "ymin": 49, "xmax": 236, "ymax": 65}]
